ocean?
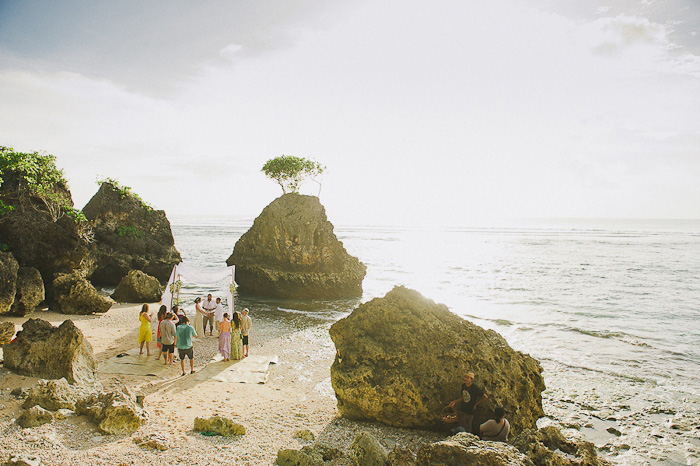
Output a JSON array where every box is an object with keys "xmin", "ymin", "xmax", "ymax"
[{"xmin": 170, "ymin": 216, "xmax": 700, "ymax": 465}]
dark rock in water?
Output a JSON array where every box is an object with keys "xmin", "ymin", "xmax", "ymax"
[
  {"xmin": 417, "ymin": 432, "xmax": 531, "ymax": 465},
  {"xmin": 16, "ymin": 405, "xmax": 53, "ymax": 428},
  {"xmin": 0, "ymin": 320, "xmax": 15, "ymax": 344},
  {"xmin": 11, "ymin": 267, "xmax": 44, "ymax": 316},
  {"xmin": 76, "ymin": 385, "xmax": 148, "ymax": 434},
  {"xmin": 511, "ymin": 425, "xmax": 611, "ymax": 465},
  {"xmin": 0, "ymin": 251, "xmax": 19, "ymax": 314},
  {"xmin": 0, "ymin": 173, "xmax": 90, "ymax": 302},
  {"xmin": 111, "ymin": 270, "xmax": 163, "ymax": 303},
  {"xmin": 329, "ymin": 286, "xmax": 545, "ymax": 434},
  {"xmin": 3, "ymin": 318, "xmax": 97, "ymax": 384},
  {"xmin": 83, "ymin": 182, "xmax": 181, "ymax": 285},
  {"xmin": 52, "ymin": 270, "xmax": 113, "ymax": 314},
  {"xmin": 227, "ymin": 194, "xmax": 366, "ymax": 299}
]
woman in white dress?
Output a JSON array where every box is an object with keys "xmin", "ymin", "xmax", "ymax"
[{"xmin": 193, "ymin": 297, "xmax": 205, "ymax": 337}]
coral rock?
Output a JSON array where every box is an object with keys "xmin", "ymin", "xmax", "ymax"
[
  {"xmin": 3, "ymin": 319, "xmax": 97, "ymax": 384},
  {"xmin": 417, "ymin": 432, "xmax": 531, "ymax": 465},
  {"xmin": 11, "ymin": 267, "xmax": 44, "ymax": 316},
  {"xmin": 227, "ymin": 193, "xmax": 365, "ymax": 298},
  {"xmin": 349, "ymin": 432, "xmax": 389, "ymax": 466},
  {"xmin": 111, "ymin": 270, "xmax": 163, "ymax": 303},
  {"xmin": 0, "ymin": 251, "xmax": 19, "ymax": 314},
  {"xmin": 193, "ymin": 416, "xmax": 246, "ymax": 437},
  {"xmin": 17, "ymin": 405, "xmax": 53, "ymax": 428},
  {"xmin": 0, "ymin": 321, "xmax": 15, "ymax": 344},
  {"xmin": 52, "ymin": 270, "xmax": 113, "ymax": 315},
  {"xmin": 76, "ymin": 386, "xmax": 147, "ymax": 435},
  {"xmin": 329, "ymin": 286, "xmax": 545, "ymax": 434}
]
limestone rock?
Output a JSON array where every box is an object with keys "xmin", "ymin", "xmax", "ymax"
[
  {"xmin": 227, "ymin": 194, "xmax": 365, "ymax": 299},
  {"xmin": 76, "ymin": 386, "xmax": 148, "ymax": 435},
  {"xmin": 23, "ymin": 378, "xmax": 85, "ymax": 411},
  {"xmin": 52, "ymin": 270, "xmax": 113, "ymax": 314},
  {"xmin": 2, "ymin": 318, "xmax": 97, "ymax": 384},
  {"xmin": 416, "ymin": 432, "xmax": 532, "ymax": 465},
  {"xmin": 0, "ymin": 163, "xmax": 91, "ymax": 303},
  {"xmin": 0, "ymin": 321, "xmax": 15, "ymax": 344},
  {"xmin": 0, "ymin": 252, "xmax": 19, "ymax": 314},
  {"xmin": 134, "ymin": 434, "xmax": 169, "ymax": 451},
  {"xmin": 349, "ymin": 432, "xmax": 388, "ymax": 466},
  {"xmin": 511, "ymin": 426, "xmax": 611, "ymax": 466},
  {"xmin": 293, "ymin": 429, "xmax": 316, "ymax": 441},
  {"xmin": 388, "ymin": 447, "xmax": 417, "ymax": 466},
  {"xmin": 16, "ymin": 405, "xmax": 53, "ymax": 428},
  {"xmin": 53, "ymin": 408, "xmax": 75, "ymax": 420},
  {"xmin": 111, "ymin": 270, "xmax": 163, "ymax": 303},
  {"xmin": 329, "ymin": 286, "xmax": 545, "ymax": 434},
  {"xmin": 276, "ymin": 444, "xmax": 347, "ymax": 466},
  {"xmin": 193, "ymin": 415, "xmax": 246, "ymax": 436},
  {"xmin": 3, "ymin": 454, "xmax": 42, "ymax": 466},
  {"xmin": 11, "ymin": 267, "xmax": 44, "ymax": 316},
  {"xmin": 83, "ymin": 182, "xmax": 181, "ymax": 285}
]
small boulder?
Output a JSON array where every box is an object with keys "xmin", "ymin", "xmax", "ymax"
[
  {"xmin": 276, "ymin": 444, "xmax": 347, "ymax": 466},
  {"xmin": 349, "ymin": 432, "xmax": 388, "ymax": 466},
  {"xmin": 23, "ymin": 378, "xmax": 85, "ymax": 411},
  {"xmin": 3, "ymin": 454, "xmax": 42, "ymax": 466},
  {"xmin": 0, "ymin": 251, "xmax": 19, "ymax": 314},
  {"xmin": 52, "ymin": 271, "xmax": 113, "ymax": 314},
  {"xmin": 417, "ymin": 432, "xmax": 531, "ymax": 465},
  {"xmin": 329, "ymin": 286, "xmax": 545, "ymax": 434},
  {"xmin": 193, "ymin": 416, "xmax": 246, "ymax": 437},
  {"xmin": 3, "ymin": 319, "xmax": 97, "ymax": 384},
  {"xmin": 111, "ymin": 270, "xmax": 163, "ymax": 303},
  {"xmin": 0, "ymin": 321, "xmax": 15, "ymax": 344},
  {"xmin": 227, "ymin": 193, "xmax": 366, "ymax": 298},
  {"xmin": 11, "ymin": 267, "xmax": 44, "ymax": 316},
  {"xmin": 76, "ymin": 386, "xmax": 148, "ymax": 435},
  {"xmin": 511, "ymin": 426, "xmax": 611, "ymax": 466},
  {"xmin": 133, "ymin": 434, "xmax": 169, "ymax": 451},
  {"xmin": 293, "ymin": 429, "xmax": 316, "ymax": 441},
  {"xmin": 16, "ymin": 405, "xmax": 53, "ymax": 428}
]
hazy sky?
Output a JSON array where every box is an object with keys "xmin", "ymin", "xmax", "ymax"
[{"xmin": 1, "ymin": 0, "xmax": 699, "ymax": 226}]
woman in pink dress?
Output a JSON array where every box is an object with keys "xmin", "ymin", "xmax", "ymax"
[{"xmin": 218, "ymin": 313, "xmax": 232, "ymax": 361}]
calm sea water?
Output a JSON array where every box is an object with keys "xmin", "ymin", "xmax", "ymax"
[{"xmin": 170, "ymin": 216, "xmax": 700, "ymax": 465}]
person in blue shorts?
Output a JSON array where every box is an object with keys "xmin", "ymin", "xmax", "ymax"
[{"xmin": 175, "ymin": 315, "xmax": 198, "ymax": 376}]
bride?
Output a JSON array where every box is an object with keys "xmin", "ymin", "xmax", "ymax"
[{"xmin": 193, "ymin": 297, "xmax": 205, "ymax": 337}]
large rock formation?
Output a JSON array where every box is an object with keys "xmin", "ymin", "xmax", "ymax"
[
  {"xmin": 0, "ymin": 167, "xmax": 91, "ymax": 302},
  {"xmin": 227, "ymin": 194, "xmax": 366, "ymax": 299},
  {"xmin": 3, "ymin": 318, "xmax": 97, "ymax": 384},
  {"xmin": 83, "ymin": 181, "xmax": 181, "ymax": 285},
  {"xmin": 329, "ymin": 286, "xmax": 545, "ymax": 435},
  {"xmin": 11, "ymin": 267, "xmax": 44, "ymax": 316},
  {"xmin": 52, "ymin": 270, "xmax": 113, "ymax": 314},
  {"xmin": 0, "ymin": 251, "xmax": 19, "ymax": 314},
  {"xmin": 111, "ymin": 270, "xmax": 163, "ymax": 303}
]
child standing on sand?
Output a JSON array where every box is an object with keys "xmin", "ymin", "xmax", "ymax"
[
  {"xmin": 138, "ymin": 303, "xmax": 153, "ymax": 356},
  {"xmin": 175, "ymin": 315, "xmax": 197, "ymax": 376},
  {"xmin": 218, "ymin": 312, "xmax": 232, "ymax": 361}
]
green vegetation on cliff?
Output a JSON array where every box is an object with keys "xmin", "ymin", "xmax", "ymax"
[{"xmin": 97, "ymin": 178, "xmax": 153, "ymax": 212}]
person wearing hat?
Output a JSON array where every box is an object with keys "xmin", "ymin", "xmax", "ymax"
[
  {"xmin": 448, "ymin": 371, "xmax": 488, "ymax": 434},
  {"xmin": 479, "ymin": 406, "xmax": 510, "ymax": 442}
]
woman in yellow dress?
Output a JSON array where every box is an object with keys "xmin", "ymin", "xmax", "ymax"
[{"xmin": 138, "ymin": 303, "xmax": 153, "ymax": 356}]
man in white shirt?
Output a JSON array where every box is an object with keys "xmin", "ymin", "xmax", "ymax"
[
  {"xmin": 202, "ymin": 293, "xmax": 216, "ymax": 336},
  {"xmin": 214, "ymin": 297, "xmax": 225, "ymax": 331},
  {"xmin": 240, "ymin": 308, "xmax": 252, "ymax": 358}
]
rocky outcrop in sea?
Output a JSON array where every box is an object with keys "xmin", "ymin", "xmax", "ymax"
[
  {"xmin": 329, "ymin": 286, "xmax": 545, "ymax": 435},
  {"xmin": 83, "ymin": 181, "xmax": 181, "ymax": 285},
  {"xmin": 227, "ymin": 193, "xmax": 366, "ymax": 299}
]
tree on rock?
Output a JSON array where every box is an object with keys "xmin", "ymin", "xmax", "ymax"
[{"xmin": 262, "ymin": 155, "xmax": 325, "ymax": 195}]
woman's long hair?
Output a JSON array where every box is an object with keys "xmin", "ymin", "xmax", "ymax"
[
  {"xmin": 157, "ymin": 305, "xmax": 167, "ymax": 321},
  {"xmin": 232, "ymin": 311, "xmax": 240, "ymax": 329},
  {"xmin": 140, "ymin": 303, "xmax": 148, "ymax": 314}
]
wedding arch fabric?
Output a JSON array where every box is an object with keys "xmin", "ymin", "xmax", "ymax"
[{"xmin": 161, "ymin": 263, "xmax": 236, "ymax": 312}]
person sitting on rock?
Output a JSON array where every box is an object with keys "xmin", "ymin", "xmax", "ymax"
[
  {"xmin": 479, "ymin": 406, "xmax": 510, "ymax": 442},
  {"xmin": 448, "ymin": 370, "xmax": 488, "ymax": 434}
]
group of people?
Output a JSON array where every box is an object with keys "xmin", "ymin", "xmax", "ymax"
[
  {"xmin": 447, "ymin": 371, "xmax": 510, "ymax": 442},
  {"xmin": 137, "ymin": 294, "xmax": 252, "ymax": 376}
]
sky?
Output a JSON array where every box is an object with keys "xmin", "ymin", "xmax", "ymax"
[{"xmin": 1, "ymin": 0, "xmax": 699, "ymax": 226}]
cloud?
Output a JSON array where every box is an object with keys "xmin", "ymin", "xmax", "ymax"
[{"xmin": 590, "ymin": 14, "xmax": 669, "ymax": 55}]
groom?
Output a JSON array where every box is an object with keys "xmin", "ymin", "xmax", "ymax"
[{"xmin": 202, "ymin": 293, "xmax": 216, "ymax": 336}]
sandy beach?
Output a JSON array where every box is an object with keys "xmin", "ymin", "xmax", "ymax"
[{"xmin": 0, "ymin": 304, "xmax": 443, "ymax": 465}]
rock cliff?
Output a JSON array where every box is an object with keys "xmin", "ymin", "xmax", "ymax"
[
  {"xmin": 83, "ymin": 181, "xmax": 180, "ymax": 285},
  {"xmin": 227, "ymin": 194, "xmax": 365, "ymax": 299},
  {"xmin": 329, "ymin": 286, "xmax": 545, "ymax": 435}
]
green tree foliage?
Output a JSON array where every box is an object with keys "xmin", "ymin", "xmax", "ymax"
[
  {"xmin": 261, "ymin": 155, "xmax": 325, "ymax": 195},
  {"xmin": 0, "ymin": 146, "xmax": 93, "ymax": 242}
]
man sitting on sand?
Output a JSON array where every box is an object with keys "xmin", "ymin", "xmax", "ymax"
[
  {"xmin": 448, "ymin": 370, "xmax": 488, "ymax": 434},
  {"xmin": 480, "ymin": 406, "xmax": 510, "ymax": 442},
  {"xmin": 175, "ymin": 315, "xmax": 198, "ymax": 376}
]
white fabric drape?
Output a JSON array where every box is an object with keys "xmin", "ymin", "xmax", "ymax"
[{"xmin": 161, "ymin": 263, "xmax": 236, "ymax": 313}]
